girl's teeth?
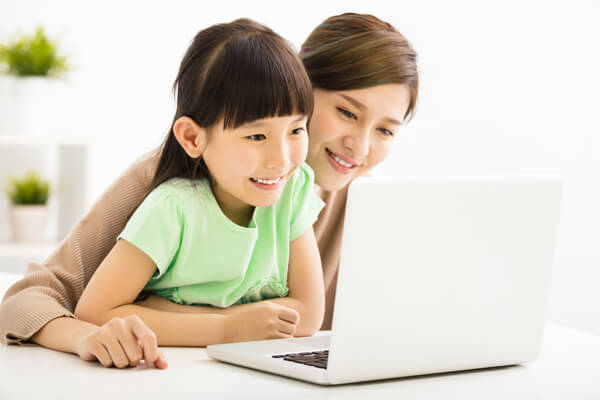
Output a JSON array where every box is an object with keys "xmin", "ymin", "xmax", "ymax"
[{"xmin": 254, "ymin": 177, "xmax": 281, "ymax": 185}]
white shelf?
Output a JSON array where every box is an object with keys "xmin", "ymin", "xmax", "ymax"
[
  {"xmin": 0, "ymin": 242, "xmax": 57, "ymax": 259},
  {"xmin": 0, "ymin": 134, "xmax": 89, "ymax": 146}
]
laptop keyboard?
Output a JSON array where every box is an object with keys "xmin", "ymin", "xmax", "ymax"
[{"xmin": 272, "ymin": 350, "xmax": 329, "ymax": 369}]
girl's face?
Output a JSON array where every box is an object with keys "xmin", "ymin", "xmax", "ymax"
[
  {"xmin": 307, "ymin": 84, "xmax": 412, "ymax": 192},
  {"xmin": 202, "ymin": 114, "xmax": 308, "ymax": 220}
]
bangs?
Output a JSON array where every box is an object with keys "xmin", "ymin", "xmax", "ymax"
[{"xmin": 199, "ymin": 34, "xmax": 314, "ymax": 129}]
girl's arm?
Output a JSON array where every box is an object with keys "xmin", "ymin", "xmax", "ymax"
[
  {"xmin": 74, "ymin": 239, "xmax": 226, "ymax": 346},
  {"xmin": 138, "ymin": 227, "xmax": 325, "ymax": 337},
  {"xmin": 265, "ymin": 227, "xmax": 325, "ymax": 336},
  {"xmin": 75, "ymin": 239, "xmax": 298, "ymax": 345}
]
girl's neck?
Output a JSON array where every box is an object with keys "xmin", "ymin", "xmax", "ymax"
[{"xmin": 210, "ymin": 182, "xmax": 255, "ymax": 227}]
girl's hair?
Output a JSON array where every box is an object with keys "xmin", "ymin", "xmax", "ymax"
[
  {"xmin": 149, "ymin": 19, "xmax": 313, "ymax": 194},
  {"xmin": 300, "ymin": 13, "xmax": 418, "ymax": 122}
]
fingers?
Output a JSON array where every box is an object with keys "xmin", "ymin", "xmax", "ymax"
[
  {"xmin": 81, "ymin": 316, "xmax": 165, "ymax": 369},
  {"xmin": 276, "ymin": 305, "xmax": 300, "ymax": 325},
  {"xmin": 155, "ymin": 351, "xmax": 169, "ymax": 369},
  {"xmin": 109, "ymin": 319, "xmax": 144, "ymax": 367},
  {"xmin": 276, "ymin": 319, "xmax": 297, "ymax": 336},
  {"xmin": 92, "ymin": 342, "xmax": 113, "ymax": 368},
  {"xmin": 127, "ymin": 316, "xmax": 161, "ymax": 368},
  {"xmin": 102, "ymin": 334, "xmax": 130, "ymax": 369}
]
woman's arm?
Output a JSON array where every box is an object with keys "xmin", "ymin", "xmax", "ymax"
[
  {"xmin": 31, "ymin": 315, "xmax": 168, "ymax": 369},
  {"xmin": 0, "ymin": 149, "xmax": 171, "ymax": 367}
]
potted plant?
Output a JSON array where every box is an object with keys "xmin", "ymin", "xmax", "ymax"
[
  {"xmin": 0, "ymin": 26, "xmax": 70, "ymax": 136},
  {"xmin": 5, "ymin": 171, "xmax": 51, "ymax": 244}
]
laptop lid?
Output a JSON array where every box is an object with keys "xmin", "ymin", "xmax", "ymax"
[{"xmin": 326, "ymin": 176, "xmax": 562, "ymax": 384}]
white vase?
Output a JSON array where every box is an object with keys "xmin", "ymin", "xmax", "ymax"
[
  {"xmin": 9, "ymin": 204, "xmax": 49, "ymax": 244},
  {"xmin": 13, "ymin": 77, "xmax": 56, "ymax": 136}
]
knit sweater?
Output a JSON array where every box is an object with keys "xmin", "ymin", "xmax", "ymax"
[{"xmin": 0, "ymin": 148, "xmax": 346, "ymax": 344}]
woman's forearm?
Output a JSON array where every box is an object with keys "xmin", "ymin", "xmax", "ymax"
[
  {"xmin": 31, "ymin": 317, "xmax": 99, "ymax": 354},
  {"xmin": 78, "ymin": 304, "xmax": 226, "ymax": 347}
]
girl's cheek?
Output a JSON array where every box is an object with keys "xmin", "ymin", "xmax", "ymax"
[
  {"xmin": 229, "ymin": 147, "xmax": 257, "ymax": 172},
  {"xmin": 292, "ymin": 136, "xmax": 309, "ymax": 165}
]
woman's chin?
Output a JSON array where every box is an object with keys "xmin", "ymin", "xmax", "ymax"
[{"xmin": 315, "ymin": 173, "xmax": 352, "ymax": 192}]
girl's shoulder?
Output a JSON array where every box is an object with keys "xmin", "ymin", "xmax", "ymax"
[
  {"xmin": 288, "ymin": 162, "xmax": 316, "ymax": 189},
  {"xmin": 144, "ymin": 177, "xmax": 211, "ymax": 207}
]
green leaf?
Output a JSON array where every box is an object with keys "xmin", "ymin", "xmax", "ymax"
[
  {"xmin": 0, "ymin": 26, "xmax": 70, "ymax": 77},
  {"xmin": 4, "ymin": 171, "xmax": 51, "ymax": 205}
]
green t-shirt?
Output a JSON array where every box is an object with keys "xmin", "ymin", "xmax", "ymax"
[{"xmin": 117, "ymin": 163, "xmax": 325, "ymax": 308}]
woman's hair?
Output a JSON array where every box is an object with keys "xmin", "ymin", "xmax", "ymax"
[
  {"xmin": 149, "ymin": 18, "xmax": 313, "ymax": 194},
  {"xmin": 300, "ymin": 13, "xmax": 418, "ymax": 122}
]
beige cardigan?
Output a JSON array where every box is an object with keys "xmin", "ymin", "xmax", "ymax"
[{"xmin": 0, "ymin": 148, "xmax": 346, "ymax": 344}]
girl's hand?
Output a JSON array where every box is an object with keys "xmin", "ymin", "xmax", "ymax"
[
  {"xmin": 224, "ymin": 301, "xmax": 300, "ymax": 343},
  {"xmin": 75, "ymin": 315, "xmax": 168, "ymax": 369}
]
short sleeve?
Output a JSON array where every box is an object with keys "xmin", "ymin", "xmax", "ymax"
[
  {"xmin": 117, "ymin": 186, "xmax": 183, "ymax": 278},
  {"xmin": 289, "ymin": 164, "xmax": 326, "ymax": 241}
]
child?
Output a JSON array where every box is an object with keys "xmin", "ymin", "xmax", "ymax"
[{"xmin": 74, "ymin": 19, "xmax": 326, "ymax": 348}]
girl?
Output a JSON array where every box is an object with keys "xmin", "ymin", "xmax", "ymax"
[
  {"xmin": 73, "ymin": 18, "xmax": 326, "ymax": 356},
  {"xmin": 0, "ymin": 13, "xmax": 418, "ymax": 369}
]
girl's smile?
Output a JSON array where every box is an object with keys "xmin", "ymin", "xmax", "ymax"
[
  {"xmin": 203, "ymin": 114, "xmax": 309, "ymax": 222},
  {"xmin": 249, "ymin": 175, "xmax": 286, "ymax": 190}
]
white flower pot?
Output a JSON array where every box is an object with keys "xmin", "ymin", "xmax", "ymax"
[
  {"xmin": 9, "ymin": 204, "xmax": 49, "ymax": 244},
  {"xmin": 13, "ymin": 77, "xmax": 57, "ymax": 136}
]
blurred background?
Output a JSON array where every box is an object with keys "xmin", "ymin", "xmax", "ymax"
[{"xmin": 0, "ymin": 0, "xmax": 598, "ymax": 334}]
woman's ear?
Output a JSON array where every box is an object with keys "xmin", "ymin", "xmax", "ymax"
[{"xmin": 173, "ymin": 116, "xmax": 208, "ymax": 158}]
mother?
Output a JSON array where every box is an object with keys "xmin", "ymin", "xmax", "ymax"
[{"xmin": 0, "ymin": 13, "xmax": 418, "ymax": 368}]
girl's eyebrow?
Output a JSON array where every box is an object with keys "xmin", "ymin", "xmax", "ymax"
[{"xmin": 338, "ymin": 94, "xmax": 402, "ymax": 126}]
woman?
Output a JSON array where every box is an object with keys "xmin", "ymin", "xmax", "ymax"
[{"xmin": 0, "ymin": 13, "xmax": 418, "ymax": 369}]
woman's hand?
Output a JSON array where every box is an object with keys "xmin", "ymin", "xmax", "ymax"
[
  {"xmin": 224, "ymin": 301, "xmax": 300, "ymax": 343},
  {"xmin": 75, "ymin": 315, "xmax": 168, "ymax": 369}
]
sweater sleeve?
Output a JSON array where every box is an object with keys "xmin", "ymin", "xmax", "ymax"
[{"xmin": 0, "ymin": 148, "xmax": 160, "ymax": 345}]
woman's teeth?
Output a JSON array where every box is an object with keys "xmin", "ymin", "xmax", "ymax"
[
  {"xmin": 328, "ymin": 149, "xmax": 354, "ymax": 168},
  {"xmin": 251, "ymin": 177, "xmax": 282, "ymax": 185}
]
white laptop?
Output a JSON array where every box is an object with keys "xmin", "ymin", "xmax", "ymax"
[{"xmin": 207, "ymin": 176, "xmax": 562, "ymax": 385}]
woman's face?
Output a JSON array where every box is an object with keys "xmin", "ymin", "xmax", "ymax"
[{"xmin": 307, "ymin": 84, "xmax": 411, "ymax": 192}]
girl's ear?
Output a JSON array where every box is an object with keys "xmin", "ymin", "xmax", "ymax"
[{"xmin": 173, "ymin": 116, "xmax": 208, "ymax": 158}]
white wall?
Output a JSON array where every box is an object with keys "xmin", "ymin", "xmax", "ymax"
[{"xmin": 1, "ymin": 0, "xmax": 599, "ymax": 334}]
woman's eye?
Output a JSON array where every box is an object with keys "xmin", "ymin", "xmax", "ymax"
[
  {"xmin": 378, "ymin": 128, "xmax": 395, "ymax": 137},
  {"xmin": 336, "ymin": 107, "xmax": 357, "ymax": 120},
  {"xmin": 291, "ymin": 127, "xmax": 306, "ymax": 135},
  {"xmin": 247, "ymin": 134, "xmax": 266, "ymax": 141}
]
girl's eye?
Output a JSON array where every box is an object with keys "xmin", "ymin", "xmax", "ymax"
[
  {"xmin": 378, "ymin": 128, "xmax": 395, "ymax": 137},
  {"xmin": 336, "ymin": 107, "xmax": 357, "ymax": 120},
  {"xmin": 247, "ymin": 134, "xmax": 266, "ymax": 141},
  {"xmin": 291, "ymin": 127, "xmax": 306, "ymax": 135}
]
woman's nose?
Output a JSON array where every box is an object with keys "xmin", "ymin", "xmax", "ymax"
[{"xmin": 342, "ymin": 126, "xmax": 370, "ymax": 159}]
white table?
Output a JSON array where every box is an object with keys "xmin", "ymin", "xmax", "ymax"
[{"xmin": 1, "ymin": 272, "xmax": 599, "ymax": 399}]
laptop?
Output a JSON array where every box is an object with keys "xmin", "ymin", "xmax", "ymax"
[{"xmin": 207, "ymin": 176, "xmax": 562, "ymax": 385}]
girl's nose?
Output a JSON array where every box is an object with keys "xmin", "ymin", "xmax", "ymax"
[
  {"xmin": 265, "ymin": 140, "xmax": 290, "ymax": 169},
  {"xmin": 342, "ymin": 126, "xmax": 370, "ymax": 160}
]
